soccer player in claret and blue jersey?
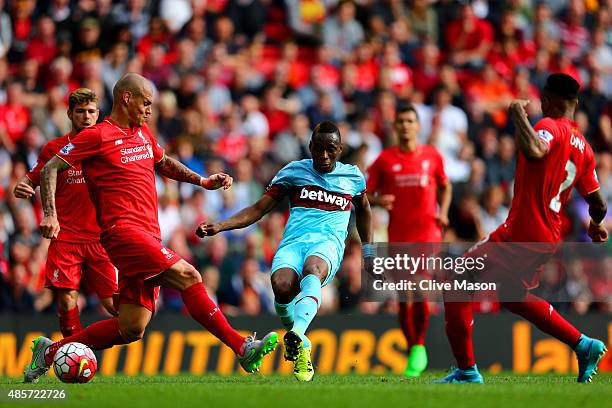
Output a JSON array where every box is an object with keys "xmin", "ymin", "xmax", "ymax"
[
  {"xmin": 437, "ymin": 73, "xmax": 608, "ymax": 384},
  {"xmin": 197, "ymin": 120, "xmax": 373, "ymax": 382}
]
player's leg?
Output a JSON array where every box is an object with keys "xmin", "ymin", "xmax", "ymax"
[
  {"xmin": 402, "ymin": 299, "xmax": 430, "ymax": 377},
  {"xmin": 270, "ymin": 243, "xmax": 303, "ymax": 332},
  {"xmin": 291, "ymin": 255, "xmax": 327, "ymax": 346},
  {"xmin": 151, "ymin": 259, "xmax": 278, "ymax": 373},
  {"xmin": 500, "ymin": 287, "xmax": 606, "ymax": 383},
  {"xmin": 55, "ymin": 289, "xmax": 82, "ymax": 337},
  {"xmin": 24, "ymin": 303, "xmax": 142, "ymax": 383},
  {"xmin": 84, "ymin": 242, "xmax": 119, "ymax": 317},
  {"xmin": 45, "ymin": 241, "xmax": 86, "ymax": 337},
  {"xmin": 280, "ymin": 255, "xmax": 326, "ymax": 382},
  {"xmin": 398, "ymin": 302, "xmax": 415, "ymax": 348},
  {"xmin": 270, "ymin": 268, "xmax": 300, "ymax": 330},
  {"xmin": 434, "ymin": 238, "xmax": 498, "ymax": 384}
]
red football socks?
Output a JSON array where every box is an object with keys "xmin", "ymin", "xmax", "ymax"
[
  {"xmin": 398, "ymin": 302, "xmax": 414, "ymax": 346},
  {"xmin": 412, "ymin": 301, "xmax": 430, "ymax": 345},
  {"xmin": 399, "ymin": 301, "xmax": 430, "ymax": 346},
  {"xmin": 58, "ymin": 306, "xmax": 82, "ymax": 337},
  {"xmin": 501, "ymin": 293, "xmax": 581, "ymax": 346},
  {"xmin": 45, "ymin": 318, "xmax": 128, "ymax": 365},
  {"xmin": 443, "ymin": 301, "xmax": 476, "ymax": 369},
  {"xmin": 181, "ymin": 283, "xmax": 245, "ymax": 355},
  {"xmin": 444, "ymin": 294, "xmax": 582, "ymax": 370}
]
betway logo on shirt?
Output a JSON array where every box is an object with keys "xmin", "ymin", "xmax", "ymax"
[{"xmin": 291, "ymin": 185, "xmax": 353, "ymax": 211}]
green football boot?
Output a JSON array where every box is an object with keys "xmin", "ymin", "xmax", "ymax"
[
  {"xmin": 403, "ymin": 345, "xmax": 428, "ymax": 377},
  {"xmin": 238, "ymin": 332, "xmax": 279, "ymax": 373}
]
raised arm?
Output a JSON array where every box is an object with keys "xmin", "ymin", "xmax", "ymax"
[
  {"xmin": 584, "ymin": 189, "xmax": 608, "ymax": 242},
  {"xmin": 196, "ymin": 194, "xmax": 279, "ymax": 237},
  {"xmin": 40, "ymin": 156, "xmax": 70, "ymax": 238},
  {"xmin": 509, "ymin": 100, "xmax": 548, "ymax": 160},
  {"xmin": 155, "ymin": 154, "xmax": 233, "ymax": 190}
]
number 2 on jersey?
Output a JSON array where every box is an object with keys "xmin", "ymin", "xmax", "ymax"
[{"xmin": 549, "ymin": 160, "xmax": 576, "ymax": 213}]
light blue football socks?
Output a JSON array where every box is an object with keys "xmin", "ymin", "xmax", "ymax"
[{"xmin": 292, "ymin": 274, "xmax": 321, "ymax": 348}]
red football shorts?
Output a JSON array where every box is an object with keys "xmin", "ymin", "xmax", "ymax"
[
  {"xmin": 465, "ymin": 226, "xmax": 557, "ymax": 290},
  {"xmin": 45, "ymin": 240, "xmax": 118, "ymax": 298},
  {"xmin": 101, "ymin": 227, "xmax": 181, "ymax": 312}
]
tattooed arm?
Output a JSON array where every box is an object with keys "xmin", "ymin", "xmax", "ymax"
[
  {"xmin": 509, "ymin": 99, "xmax": 548, "ymax": 160},
  {"xmin": 154, "ymin": 154, "xmax": 233, "ymax": 190},
  {"xmin": 40, "ymin": 156, "xmax": 70, "ymax": 238}
]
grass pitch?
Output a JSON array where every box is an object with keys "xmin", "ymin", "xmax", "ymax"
[{"xmin": 1, "ymin": 373, "xmax": 610, "ymax": 408}]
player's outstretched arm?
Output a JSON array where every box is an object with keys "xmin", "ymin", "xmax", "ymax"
[
  {"xmin": 196, "ymin": 195, "xmax": 279, "ymax": 237},
  {"xmin": 509, "ymin": 99, "xmax": 548, "ymax": 160},
  {"xmin": 585, "ymin": 189, "xmax": 608, "ymax": 242},
  {"xmin": 40, "ymin": 156, "xmax": 70, "ymax": 239},
  {"xmin": 13, "ymin": 177, "xmax": 36, "ymax": 199},
  {"xmin": 155, "ymin": 154, "xmax": 233, "ymax": 190}
]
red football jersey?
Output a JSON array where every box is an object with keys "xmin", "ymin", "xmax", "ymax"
[
  {"xmin": 504, "ymin": 117, "xmax": 599, "ymax": 242},
  {"xmin": 367, "ymin": 145, "xmax": 448, "ymax": 242},
  {"xmin": 27, "ymin": 133, "xmax": 100, "ymax": 243},
  {"xmin": 56, "ymin": 117, "xmax": 165, "ymax": 239}
]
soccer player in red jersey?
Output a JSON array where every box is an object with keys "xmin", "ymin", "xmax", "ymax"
[
  {"xmin": 13, "ymin": 88, "xmax": 118, "ymax": 336},
  {"xmin": 436, "ymin": 73, "xmax": 608, "ymax": 383},
  {"xmin": 367, "ymin": 106, "xmax": 452, "ymax": 376},
  {"xmin": 24, "ymin": 74, "xmax": 277, "ymax": 383}
]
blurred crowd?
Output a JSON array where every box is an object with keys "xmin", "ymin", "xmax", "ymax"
[{"xmin": 0, "ymin": 0, "xmax": 610, "ymax": 317}]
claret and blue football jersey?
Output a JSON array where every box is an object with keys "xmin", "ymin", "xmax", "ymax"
[{"xmin": 265, "ymin": 159, "xmax": 365, "ymax": 283}]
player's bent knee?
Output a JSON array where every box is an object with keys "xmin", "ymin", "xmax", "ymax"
[
  {"xmin": 271, "ymin": 272, "xmax": 295, "ymax": 296},
  {"xmin": 56, "ymin": 289, "xmax": 78, "ymax": 311},
  {"xmin": 303, "ymin": 264, "xmax": 325, "ymax": 281},
  {"xmin": 120, "ymin": 321, "xmax": 147, "ymax": 342},
  {"xmin": 100, "ymin": 297, "xmax": 118, "ymax": 316},
  {"xmin": 182, "ymin": 266, "xmax": 202, "ymax": 285}
]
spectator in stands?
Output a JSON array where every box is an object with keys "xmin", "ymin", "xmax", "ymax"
[
  {"xmin": 322, "ymin": 0, "xmax": 364, "ymax": 61},
  {"xmin": 479, "ymin": 185, "xmax": 509, "ymax": 235},
  {"xmin": 0, "ymin": 81, "xmax": 30, "ymax": 152},
  {"xmin": 445, "ymin": 2, "xmax": 494, "ymax": 68}
]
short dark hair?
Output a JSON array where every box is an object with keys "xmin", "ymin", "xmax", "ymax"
[
  {"xmin": 312, "ymin": 120, "xmax": 341, "ymax": 142},
  {"xmin": 395, "ymin": 105, "xmax": 419, "ymax": 122},
  {"xmin": 543, "ymin": 73, "xmax": 580, "ymax": 100},
  {"xmin": 68, "ymin": 88, "xmax": 99, "ymax": 110}
]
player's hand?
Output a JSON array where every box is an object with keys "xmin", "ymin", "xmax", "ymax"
[
  {"xmin": 13, "ymin": 181, "xmax": 35, "ymax": 199},
  {"xmin": 201, "ymin": 173, "xmax": 233, "ymax": 190},
  {"xmin": 509, "ymin": 99, "xmax": 530, "ymax": 120},
  {"xmin": 436, "ymin": 213, "xmax": 449, "ymax": 229},
  {"xmin": 362, "ymin": 243, "xmax": 378, "ymax": 279},
  {"xmin": 588, "ymin": 220, "xmax": 608, "ymax": 243},
  {"xmin": 40, "ymin": 215, "xmax": 60, "ymax": 239},
  {"xmin": 196, "ymin": 223, "xmax": 221, "ymax": 238},
  {"xmin": 378, "ymin": 194, "xmax": 395, "ymax": 210}
]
